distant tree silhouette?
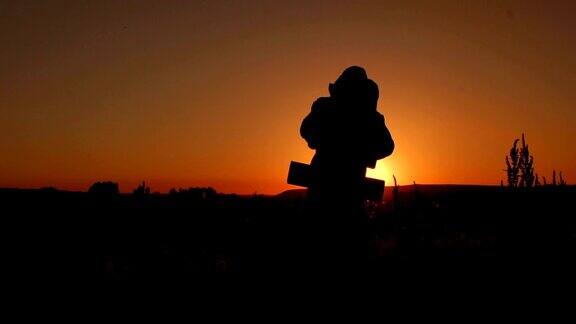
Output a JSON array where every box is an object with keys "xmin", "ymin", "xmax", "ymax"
[
  {"xmin": 88, "ymin": 181, "xmax": 119, "ymax": 194},
  {"xmin": 133, "ymin": 181, "xmax": 150, "ymax": 196}
]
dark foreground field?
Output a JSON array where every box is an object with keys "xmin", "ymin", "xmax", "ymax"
[{"xmin": 3, "ymin": 185, "xmax": 576, "ymax": 279}]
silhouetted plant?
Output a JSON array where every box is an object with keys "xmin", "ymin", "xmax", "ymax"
[
  {"xmin": 133, "ymin": 181, "xmax": 150, "ymax": 196},
  {"xmin": 542, "ymin": 176, "xmax": 547, "ymax": 186},
  {"xmin": 505, "ymin": 133, "xmax": 535, "ymax": 188},
  {"xmin": 393, "ymin": 175, "xmax": 400, "ymax": 211},
  {"xmin": 412, "ymin": 180, "xmax": 420, "ymax": 201},
  {"xmin": 88, "ymin": 181, "xmax": 119, "ymax": 194},
  {"xmin": 518, "ymin": 134, "xmax": 535, "ymax": 188},
  {"xmin": 505, "ymin": 139, "xmax": 521, "ymax": 187},
  {"xmin": 552, "ymin": 170, "xmax": 557, "ymax": 186},
  {"xmin": 559, "ymin": 172, "xmax": 567, "ymax": 186},
  {"xmin": 534, "ymin": 174, "xmax": 541, "ymax": 186}
]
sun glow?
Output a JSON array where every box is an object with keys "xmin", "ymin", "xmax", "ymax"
[{"xmin": 366, "ymin": 160, "xmax": 395, "ymax": 186}]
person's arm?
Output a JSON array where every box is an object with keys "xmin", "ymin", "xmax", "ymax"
[
  {"xmin": 300, "ymin": 97, "xmax": 329, "ymax": 149},
  {"xmin": 364, "ymin": 113, "xmax": 394, "ymax": 166},
  {"xmin": 300, "ymin": 112, "xmax": 317, "ymax": 149},
  {"xmin": 374, "ymin": 114, "xmax": 395, "ymax": 160}
]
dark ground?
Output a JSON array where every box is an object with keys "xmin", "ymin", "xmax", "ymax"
[{"xmin": 3, "ymin": 185, "xmax": 576, "ymax": 279}]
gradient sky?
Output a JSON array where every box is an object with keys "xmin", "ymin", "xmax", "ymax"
[{"xmin": 1, "ymin": 0, "xmax": 575, "ymax": 193}]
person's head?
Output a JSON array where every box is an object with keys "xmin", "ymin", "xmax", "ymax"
[
  {"xmin": 329, "ymin": 66, "xmax": 379, "ymax": 111},
  {"xmin": 337, "ymin": 66, "xmax": 367, "ymax": 83},
  {"xmin": 329, "ymin": 66, "xmax": 367, "ymax": 98}
]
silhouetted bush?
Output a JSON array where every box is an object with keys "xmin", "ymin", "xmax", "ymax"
[
  {"xmin": 88, "ymin": 181, "xmax": 119, "ymax": 195},
  {"xmin": 505, "ymin": 139, "xmax": 521, "ymax": 187},
  {"xmin": 132, "ymin": 181, "xmax": 150, "ymax": 196},
  {"xmin": 518, "ymin": 134, "xmax": 535, "ymax": 187},
  {"xmin": 559, "ymin": 172, "xmax": 567, "ymax": 186},
  {"xmin": 550, "ymin": 170, "xmax": 567, "ymax": 186},
  {"xmin": 505, "ymin": 133, "xmax": 535, "ymax": 188},
  {"xmin": 505, "ymin": 135, "xmax": 568, "ymax": 188}
]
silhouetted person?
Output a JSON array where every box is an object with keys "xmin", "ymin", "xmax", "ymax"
[{"xmin": 299, "ymin": 66, "xmax": 394, "ymax": 269}]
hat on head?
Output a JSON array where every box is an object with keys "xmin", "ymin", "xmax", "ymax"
[{"xmin": 329, "ymin": 66, "xmax": 368, "ymax": 97}]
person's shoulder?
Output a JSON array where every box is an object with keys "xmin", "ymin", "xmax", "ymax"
[
  {"xmin": 362, "ymin": 110, "xmax": 384, "ymax": 121},
  {"xmin": 373, "ymin": 111, "xmax": 385, "ymax": 121}
]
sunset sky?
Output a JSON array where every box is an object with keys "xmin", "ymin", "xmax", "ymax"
[{"xmin": 1, "ymin": 0, "xmax": 575, "ymax": 194}]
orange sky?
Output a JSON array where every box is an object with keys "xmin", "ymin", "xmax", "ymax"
[{"xmin": 1, "ymin": 0, "xmax": 575, "ymax": 194}]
